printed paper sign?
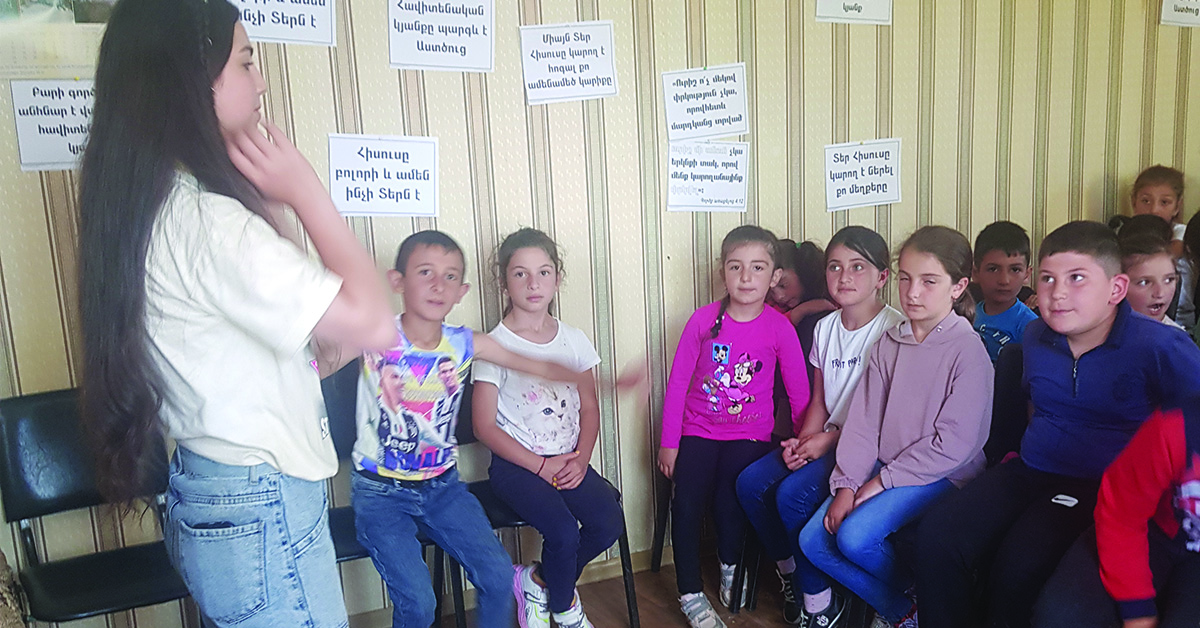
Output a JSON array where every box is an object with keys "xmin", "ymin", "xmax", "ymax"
[
  {"xmin": 10, "ymin": 79, "xmax": 93, "ymax": 172},
  {"xmin": 667, "ymin": 141, "xmax": 748, "ymax": 213},
  {"xmin": 661, "ymin": 63, "xmax": 748, "ymax": 142},
  {"xmin": 815, "ymin": 0, "xmax": 892, "ymax": 25},
  {"xmin": 389, "ymin": 0, "xmax": 494, "ymax": 72},
  {"xmin": 824, "ymin": 138, "xmax": 902, "ymax": 212},
  {"xmin": 233, "ymin": 0, "xmax": 336, "ymax": 47},
  {"xmin": 519, "ymin": 21, "xmax": 617, "ymax": 106},
  {"xmin": 329, "ymin": 134, "xmax": 438, "ymax": 217},
  {"xmin": 1162, "ymin": 0, "xmax": 1200, "ymax": 27}
]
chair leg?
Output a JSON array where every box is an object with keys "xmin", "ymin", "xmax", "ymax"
[
  {"xmin": 448, "ymin": 557, "xmax": 467, "ymax": 628},
  {"xmin": 617, "ymin": 527, "xmax": 640, "ymax": 628},
  {"xmin": 728, "ymin": 531, "xmax": 758, "ymax": 614},
  {"xmin": 650, "ymin": 473, "xmax": 671, "ymax": 573},
  {"xmin": 432, "ymin": 546, "xmax": 445, "ymax": 628},
  {"xmin": 746, "ymin": 537, "xmax": 762, "ymax": 611}
]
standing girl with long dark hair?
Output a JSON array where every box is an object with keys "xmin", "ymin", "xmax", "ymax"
[{"xmin": 78, "ymin": 0, "xmax": 396, "ymax": 624}]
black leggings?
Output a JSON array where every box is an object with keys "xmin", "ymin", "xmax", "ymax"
[
  {"xmin": 914, "ymin": 459, "xmax": 1100, "ymax": 628},
  {"xmin": 671, "ymin": 435, "xmax": 773, "ymax": 595}
]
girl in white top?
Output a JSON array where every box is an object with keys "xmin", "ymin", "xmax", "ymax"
[
  {"xmin": 736, "ymin": 226, "xmax": 903, "ymax": 626},
  {"xmin": 77, "ymin": 1, "xmax": 395, "ymax": 625},
  {"xmin": 473, "ymin": 228, "xmax": 623, "ymax": 628}
]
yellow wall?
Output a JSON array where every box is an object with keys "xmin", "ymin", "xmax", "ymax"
[{"xmin": 1, "ymin": 0, "xmax": 1198, "ymax": 626}]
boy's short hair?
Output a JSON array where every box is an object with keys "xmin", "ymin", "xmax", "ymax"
[
  {"xmin": 974, "ymin": 221, "xmax": 1031, "ymax": 266},
  {"xmin": 1038, "ymin": 221, "xmax": 1122, "ymax": 277},
  {"xmin": 393, "ymin": 230, "xmax": 465, "ymax": 274}
]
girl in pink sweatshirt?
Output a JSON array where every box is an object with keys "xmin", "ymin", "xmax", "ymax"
[
  {"xmin": 658, "ymin": 225, "xmax": 811, "ymax": 628},
  {"xmin": 797, "ymin": 226, "xmax": 993, "ymax": 628}
]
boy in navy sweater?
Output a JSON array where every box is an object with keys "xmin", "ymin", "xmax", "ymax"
[{"xmin": 914, "ymin": 221, "xmax": 1200, "ymax": 628}]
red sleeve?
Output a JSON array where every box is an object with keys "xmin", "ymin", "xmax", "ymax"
[{"xmin": 1095, "ymin": 408, "xmax": 1187, "ymax": 619}]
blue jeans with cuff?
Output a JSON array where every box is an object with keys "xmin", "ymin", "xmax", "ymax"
[
  {"xmin": 351, "ymin": 467, "xmax": 514, "ymax": 628},
  {"xmin": 165, "ymin": 446, "xmax": 349, "ymax": 628},
  {"xmin": 799, "ymin": 477, "xmax": 953, "ymax": 622}
]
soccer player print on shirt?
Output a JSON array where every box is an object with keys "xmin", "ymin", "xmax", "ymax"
[
  {"xmin": 374, "ymin": 352, "xmax": 463, "ymax": 471},
  {"xmin": 1174, "ymin": 453, "xmax": 1200, "ymax": 552},
  {"xmin": 701, "ymin": 351, "xmax": 763, "ymax": 416}
]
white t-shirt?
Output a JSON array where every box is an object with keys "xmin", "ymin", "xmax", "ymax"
[
  {"xmin": 1173, "ymin": 222, "xmax": 1194, "ymax": 329},
  {"xmin": 808, "ymin": 305, "xmax": 905, "ymax": 430},
  {"xmin": 145, "ymin": 173, "xmax": 343, "ymax": 481},
  {"xmin": 472, "ymin": 320, "xmax": 601, "ymax": 456}
]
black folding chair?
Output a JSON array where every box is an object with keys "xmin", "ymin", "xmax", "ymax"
[{"xmin": 0, "ymin": 389, "xmax": 189, "ymax": 623}]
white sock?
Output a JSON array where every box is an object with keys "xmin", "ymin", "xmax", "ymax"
[
  {"xmin": 804, "ymin": 588, "xmax": 832, "ymax": 614},
  {"xmin": 720, "ymin": 562, "xmax": 736, "ymax": 575},
  {"xmin": 776, "ymin": 557, "xmax": 796, "ymax": 575}
]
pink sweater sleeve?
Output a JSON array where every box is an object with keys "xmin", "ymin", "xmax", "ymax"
[
  {"xmin": 660, "ymin": 309, "xmax": 707, "ymax": 449},
  {"xmin": 777, "ymin": 317, "xmax": 811, "ymax": 436},
  {"xmin": 830, "ymin": 341, "xmax": 887, "ymax": 492}
]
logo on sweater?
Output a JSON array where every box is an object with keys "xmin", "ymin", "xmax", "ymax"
[
  {"xmin": 701, "ymin": 352, "xmax": 763, "ymax": 416},
  {"xmin": 712, "ymin": 343, "xmax": 731, "ymax": 364}
]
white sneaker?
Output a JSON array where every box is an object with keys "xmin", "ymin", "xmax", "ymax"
[
  {"xmin": 512, "ymin": 564, "xmax": 550, "ymax": 628},
  {"xmin": 680, "ymin": 592, "xmax": 728, "ymax": 628},
  {"xmin": 718, "ymin": 562, "xmax": 748, "ymax": 608},
  {"xmin": 551, "ymin": 591, "xmax": 594, "ymax": 628}
]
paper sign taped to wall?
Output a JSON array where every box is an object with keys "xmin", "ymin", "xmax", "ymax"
[
  {"xmin": 661, "ymin": 63, "xmax": 748, "ymax": 142},
  {"xmin": 10, "ymin": 79, "xmax": 93, "ymax": 172},
  {"xmin": 329, "ymin": 134, "xmax": 438, "ymax": 217},
  {"xmin": 519, "ymin": 21, "xmax": 617, "ymax": 105},
  {"xmin": 667, "ymin": 141, "xmax": 748, "ymax": 213},
  {"xmin": 1162, "ymin": 0, "xmax": 1200, "ymax": 27},
  {"xmin": 824, "ymin": 138, "xmax": 902, "ymax": 212},
  {"xmin": 232, "ymin": 0, "xmax": 336, "ymax": 47},
  {"xmin": 389, "ymin": 0, "xmax": 494, "ymax": 71},
  {"xmin": 815, "ymin": 0, "xmax": 892, "ymax": 25}
]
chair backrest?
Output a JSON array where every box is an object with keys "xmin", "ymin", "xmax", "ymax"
[
  {"xmin": 320, "ymin": 359, "xmax": 475, "ymax": 456},
  {"xmin": 322, "ymin": 360, "xmax": 362, "ymax": 461},
  {"xmin": 983, "ymin": 342, "xmax": 1029, "ymax": 467},
  {"xmin": 0, "ymin": 389, "xmax": 167, "ymax": 522}
]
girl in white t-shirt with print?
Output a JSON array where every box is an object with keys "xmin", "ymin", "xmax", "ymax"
[
  {"xmin": 736, "ymin": 226, "xmax": 904, "ymax": 626},
  {"xmin": 473, "ymin": 228, "xmax": 623, "ymax": 628}
]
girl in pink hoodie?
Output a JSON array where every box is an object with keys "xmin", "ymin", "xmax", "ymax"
[{"xmin": 797, "ymin": 226, "xmax": 994, "ymax": 628}]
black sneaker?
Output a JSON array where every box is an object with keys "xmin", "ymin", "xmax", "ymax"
[
  {"xmin": 808, "ymin": 590, "xmax": 847, "ymax": 628},
  {"xmin": 778, "ymin": 570, "xmax": 807, "ymax": 626}
]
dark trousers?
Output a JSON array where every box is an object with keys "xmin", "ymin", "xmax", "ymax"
[
  {"xmin": 489, "ymin": 455, "xmax": 624, "ymax": 613},
  {"xmin": 915, "ymin": 459, "xmax": 1100, "ymax": 628},
  {"xmin": 671, "ymin": 435, "xmax": 773, "ymax": 595},
  {"xmin": 1032, "ymin": 526, "xmax": 1200, "ymax": 628}
]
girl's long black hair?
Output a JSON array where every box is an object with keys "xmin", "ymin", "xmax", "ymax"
[{"xmin": 78, "ymin": 0, "xmax": 266, "ymax": 502}]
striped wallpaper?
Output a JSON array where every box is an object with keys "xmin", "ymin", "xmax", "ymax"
[{"xmin": 1, "ymin": 0, "xmax": 1198, "ymax": 625}]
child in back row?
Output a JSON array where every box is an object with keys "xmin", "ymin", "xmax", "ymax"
[
  {"xmin": 472, "ymin": 228, "xmax": 624, "ymax": 628},
  {"xmin": 352, "ymin": 231, "xmax": 593, "ymax": 628},
  {"xmin": 916, "ymin": 221, "xmax": 1200, "ymax": 628},
  {"xmin": 659, "ymin": 225, "xmax": 811, "ymax": 628},
  {"xmin": 972, "ymin": 221, "xmax": 1038, "ymax": 362},
  {"xmin": 737, "ymin": 225, "xmax": 903, "ymax": 625},
  {"xmin": 798, "ymin": 226, "xmax": 994, "ymax": 628},
  {"xmin": 1118, "ymin": 219, "xmax": 1182, "ymax": 328},
  {"xmin": 1130, "ymin": 165, "xmax": 1191, "ymax": 328}
]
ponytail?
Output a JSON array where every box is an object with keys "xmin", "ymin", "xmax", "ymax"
[{"xmin": 709, "ymin": 295, "xmax": 731, "ymax": 339}]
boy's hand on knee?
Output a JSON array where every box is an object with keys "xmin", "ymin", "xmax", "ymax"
[
  {"xmin": 824, "ymin": 489, "xmax": 855, "ymax": 534},
  {"xmin": 657, "ymin": 447, "xmax": 678, "ymax": 480}
]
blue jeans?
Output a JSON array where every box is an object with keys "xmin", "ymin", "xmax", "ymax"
[
  {"xmin": 351, "ymin": 468, "xmax": 514, "ymax": 628},
  {"xmin": 165, "ymin": 447, "xmax": 348, "ymax": 628},
  {"xmin": 736, "ymin": 448, "xmax": 836, "ymax": 595},
  {"xmin": 799, "ymin": 479, "xmax": 953, "ymax": 622}
]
